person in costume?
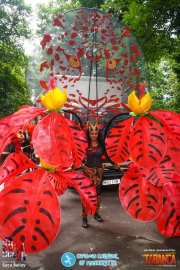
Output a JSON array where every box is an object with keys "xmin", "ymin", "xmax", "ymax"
[
  {"xmin": 11, "ymin": 130, "xmax": 24, "ymax": 153},
  {"xmin": 81, "ymin": 118, "xmax": 105, "ymax": 228},
  {"xmin": 21, "ymin": 130, "xmax": 32, "ymax": 158}
]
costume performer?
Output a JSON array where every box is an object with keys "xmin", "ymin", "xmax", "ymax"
[
  {"xmin": 11, "ymin": 131, "xmax": 24, "ymax": 153},
  {"xmin": 81, "ymin": 118, "xmax": 105, "ymax": 228},
  {"xmin": 21, "ymin": 130, "xmax": 32, "ymax": 158}
]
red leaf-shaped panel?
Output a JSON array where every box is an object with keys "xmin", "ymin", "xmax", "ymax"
[
  {"xmin": 0, "ymin": 106, "xmax": 46, "ymax": 155},
  {"xmin": 119, "ymin": 166, "xmax": 162, "ymax": 221},
  {"xmin": 57, "ymin": 155, "xmax": 74, "ymax": 172},
  {"xmin": 32, "ymin": 112, "xmax": 72, "ymax": 166},
  {"xmin": 55, "ymin": 157, "xmax": 74, "ymax": 188},
  {"xmin": 10, "ymin": 106, "xmax": 46, "ymax": 126},
  {"xmin": 0, "ymin": 169, "xmax": 60, "ymax": 253},
  {"xmin": 156, "ymin": 174, "xmax": 180, "ymax": 236},
  {"xmin": 129, "ymin": 116, "xmax": 167, "ymax": 168},
  {"xmin": 4, "ymin": 176, "xmax": 15, "ymax": 187},
  {"xmin": 47, "ymin": 172, "xmax": 67, "ymax": 196},
  {"xmin": 149, "ymin": 110, "xmax": 180, "ymax": 141},
  {"xmin": 57, "ymin": 171, "xmax": 97, "ymax": 215},
  {"xmin": 139, "ymin": 155, "xmax": 175, "ymax": 186},
  {"xmin": 65, "ymin": 118, "xmax": 88, "ymax": 167},
  {"xmin": 0, "ymin": 152, "xmax": 38, "ymax": 185},
  {"xmin": 166, "ymin": 130, "xmax": 180, "ymax": 173},
  {"xmin": 105, "ymin": 117, "xmax": 133, "ymax": 163}
]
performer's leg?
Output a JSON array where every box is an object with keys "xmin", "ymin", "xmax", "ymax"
[
  {"xmin": 81, "ymin": 202, "xmax": 89, "ymax": 228},
  {"xmin": 94, "ymin": 180, "xmax": 103, "ymax": 222}
]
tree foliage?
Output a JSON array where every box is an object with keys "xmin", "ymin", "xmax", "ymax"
[
  {"xmin": 149, "ymin": 60, "xmax": 179, "ymax": 112},
  {"xmin": 101, "ymin": 0, "xmax": 180, "ymax": 111},
  {"xmin": 78, "ymin": 0, "xmax": 104, "ymax": 9},
  {"xmin": 0, "ymin": 0, "xmax": 32, "ymax": 44},
  {"xmin": 36, "ymin": 0, "xmax": 80, "ymax": 33},
  {"xmin": 102, "ymin": 0, "xmax": 180, "ymax": 63},
  {"xmin": 0, "ymin": 0, "xmax": 32, "ymax": 118}
]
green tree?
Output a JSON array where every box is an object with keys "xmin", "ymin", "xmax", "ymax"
[
  {"xmin": 149, "ymin": 60, "xmax": 175, "ymax": 111},
  {"xmin": 0, "ymin": 0, "xmax": 31, "ymax": 44},
  {"xmin": 102, "ymin": 0, "xmax": 180, "ymax": 63},
  {"xmin": 0, "ymin": 0, "xmax": 33, "ymax": 118},
  {"xmin": 0, "ymin": 44, "xmax": 32, "ymax": 119},
  {"xmin": 102, "ymin": 0, "xmax": 180, "ymax": 111},
  {"xmin": 78, "ymin": 0, "xmax": 104, "ymax": 8}
]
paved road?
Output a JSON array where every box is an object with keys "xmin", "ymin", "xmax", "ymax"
[{"xmin": 0, "ymin": 185, "xmax": 179, "ymax": 270}]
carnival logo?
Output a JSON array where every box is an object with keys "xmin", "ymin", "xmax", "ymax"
[
  {"xmin": 143, "ymin": 249, "xmax": 176, "ymax": 267},
  {"xmin": 61, "ymin": 252, "xmax": 76, "ymax": 267}
]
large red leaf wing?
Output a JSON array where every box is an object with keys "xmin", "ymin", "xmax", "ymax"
[
  {"xmin": 64, "ymin": 118, "xmax": 88, "ymax": 167},
  {"xmin": 149, "ymin": 110, "xmax": 180, "ymax": 141},
  {"xmin": 0, "ymin": 106, "xmax": 46, "ymax": 155},
  {"xmin": 166, "ymin": 130, "xmax": 180, "ymax": 174},
  {"xmin": 57, "ymin": 156, "xmax": 74, "ymax": 172},
  {"xmin": 32, "ymin": 112, "xmax": 72, "ymax": 166},
  {"xmin": 119, "ymin": 166, "xmax": 163, "ymax": 221},
  {"xmin": 105, "ymin": 117, "xmax": 133, "ymax": 163},
  {"xmin": 0, "ymin": 152, "xmax": 38, "ymax": 185},
  {"xmin": 47, "ymin": 172, "xmax": 67, "ymax": 196},
  {"xmin": 139, "ymin": 155, "xmax": 175, "ymax": 186},
  {"xmin": 156, "ymin": 174, "xmax": 180, "ymax": 236},
  {"xmin": 0, "ymin": 115, "xmax": 15, "ymax": 145},
  {"xmin": 57, "ymin": 171, "xmax": 97, "ymax": 215},
  {"xmin": 129, "ymin": 116, "xmax": 167, "ymax": 168},
  {"xmin": 11, "ymin": 106, "xmax": 46, "ymax": 125},
  {"xmin": 3, "ymin": 176, "xmax": 15, "ymax": 188},
  {"xmin": 0, "ymin": 169, "xmax": 60, "ymax": 253}
]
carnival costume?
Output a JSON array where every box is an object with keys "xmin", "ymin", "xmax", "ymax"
[
  {"xmin": 81, "ymin": 119, "xmax": 104, "ymax": 228},
  {"xmin": 0, "ymin": 6, "xmax": 179, "ymax": 255}
]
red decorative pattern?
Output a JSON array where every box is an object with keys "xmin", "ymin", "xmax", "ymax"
[
  {"xmin": 0, "ymin": 169, "xmax": 60, "ymax": 253},
  {"xmin": 32, "ymin": 112, "xmax": 72, "ymax": 166},
  {"xmin": 105, "ymin": 117, "xmax": 133, "ymax": 163},
  {"xmin": 156, "ymin": 174, "xmax": 180, "ymax": 236},
  {"xmin": 129, "ymin": 116, "xmax": 167, "ymax": 168},
  {"xmin": 119, "ymin": 166, "xmax": 162, "ymax": 221},
  {"xmin": 38, "ymin": 8, "xmax": 149, "ymax": 121}
]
